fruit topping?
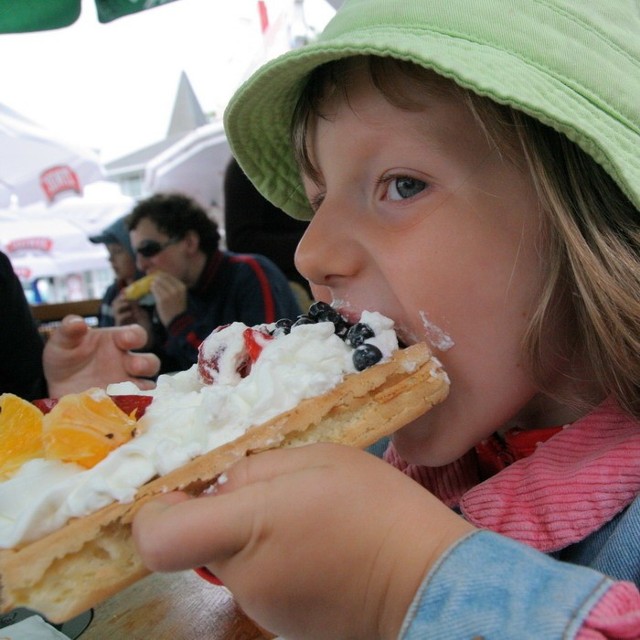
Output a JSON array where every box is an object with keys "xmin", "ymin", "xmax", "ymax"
[
  {"xmin": 291, "ymin": 315, "xmax": 316, "ymax": 328},
  {"xmin": 111, "ymin": 395, "xmax": 153, "ymax": 419},
  {"xmin": 32, "ymin": 395, "xmax": 153, "ymax": 419},
  {"xmin": 307, "ymin": 301, "xmax": 332, "ymax": 319},
  {"xmin": 345, "ymin": 323, "xmax": 375, "ymax": 347},
  {"xmin": 197, "ymin": 324, "xmax": 230, "ymax": 384},
  {"xmin": 197, "ymin": 305, "xmax": 394, "ymax": 386},
  {"xmin": 32, "ymin": 397, "xmax": 59, "ymax": 414},
  {"xmin": 198, "ymin": 324, "xmax": 275, "ymax": 384},
  {"xmin": 353, "ymin": 344, "xmax": 383, "ymax": 371},
  {"xmin": 273, "ymin": 318, "xmax": 293, "ymax": 336},
  {"xmin": 42, "ymin": 389, "xmax": 138, "ymax": 469},
  {"xmin": 278, "ymin": 305, "xmax": 387, "ymax": 371},
  {"xmin": 243, "ymin": 327, "xmax": 273, "ymax": 363},
  {"xmin": 0, "ymin": 394, "xmax": 45, "ymax": 480},
  {"xmin": 307, "ymin": 301, "xmax": 348, "ymax": 335}
]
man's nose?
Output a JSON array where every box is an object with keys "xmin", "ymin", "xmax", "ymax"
[{"xmin": 136, "ymin": 255, "xmax": 149, "ymax": 273}]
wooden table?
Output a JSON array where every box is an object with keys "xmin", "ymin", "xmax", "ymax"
[{"xmin": 81, "ymin": 571, "xmax": 272, "ymax": 640}]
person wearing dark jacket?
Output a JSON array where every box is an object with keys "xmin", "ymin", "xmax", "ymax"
[
  {"xmin": 224, "ymin": 157, "xmax": 310, "ymax": 293},
  {"xmin": 0, "ymin": 251, "xmax": 47, "ymax": 399},
  {"xmin": 120, "ymin": 193, "xmax": 302, "ymax": 373}
]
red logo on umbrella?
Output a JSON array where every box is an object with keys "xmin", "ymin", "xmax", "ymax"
[
  {"xmin": 6, "ymin": 237, "xmax": 53, "ymax": 253},
  {"xmin": 40, "ymin": 165, "xmax": 82, "ymax": 202},
  {"xmin": 13, "ymin": 266, "xmax": 32, "ymax": 280}
]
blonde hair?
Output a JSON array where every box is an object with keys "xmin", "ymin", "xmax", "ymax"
[{"xmin": 292, "ymin": 56, "xmax": 640, "ymax": 418}]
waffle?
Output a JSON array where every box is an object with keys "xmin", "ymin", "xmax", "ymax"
[{"xmin": 0, "ymin": 343, "xmax": 448, "ymax": 623}]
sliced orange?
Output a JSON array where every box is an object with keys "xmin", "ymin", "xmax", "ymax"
[
  {"xmin": 43, "ymin": 389, "xmax": 137, "ymax": 469},
  {"xmin": 0, "ymin": 393, "xmax": 45, "ymax": 480}
]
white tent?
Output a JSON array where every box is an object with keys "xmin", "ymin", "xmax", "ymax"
[
  {"xmin": 143, "ymin": 122, "xmax": 232, "ymax": 210},
  {"xmin": 0, "ymin": 102, "xmax": 105, "ymax": 208},
  {"xmin": 17, "ymin": 180, "xmax": 135, "ymax": 237},
  {"xmin": 0, "ymin": 214, "xmax": 110, "ymax": 300},
  {"xmin": 0, "ymin": 181, "xmax": 135, "ymax": 301}
]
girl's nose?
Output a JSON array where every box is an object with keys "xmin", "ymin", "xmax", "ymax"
[{"xmin": 294, "ymin": 204, "xmax": 360, "ymax": 289}]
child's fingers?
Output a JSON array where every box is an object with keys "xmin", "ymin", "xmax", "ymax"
[
  {"xmin": 216, "ymin": 443, "xmax": 343, "ymax": 495},
  {"xmin": 133, "ymin": 446, "xmax": 338, "ymax": 575},
  {"xmin": 132, "ymin": 483, "xmax": 270, "ymax": 573},
  {"xmin": 110, "ymin": 323, "xmax": 150, "ymax": 351},
  {"xmin": 53, "ymin": 315, "xmax": 89, "ymax": 347},
  {"xmin": 123, "ymin": 351, "xmax": 160, "ymax": 381}
]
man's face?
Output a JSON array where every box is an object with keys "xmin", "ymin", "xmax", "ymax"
[{"xmin": 130, "ymin": 218, "xmax": 189, "ymax": 283}]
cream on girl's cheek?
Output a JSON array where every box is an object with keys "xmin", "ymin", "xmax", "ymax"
[{"xmin": 419, "ymin": 310, "xmax": 454, "ymax": 351}]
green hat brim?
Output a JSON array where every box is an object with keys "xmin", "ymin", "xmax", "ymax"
[{"xmin": 224, "ymin": 0, "xmax": 640, "ymax": 220}]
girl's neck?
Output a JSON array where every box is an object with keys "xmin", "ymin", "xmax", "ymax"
[{"xmin": 500, "ymin": 390, "xmax": 604, "ymax": 433}]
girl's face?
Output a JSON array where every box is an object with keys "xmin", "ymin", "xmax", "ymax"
[{"xmin": 295, "ymin": 71, "xmax": 576, "ymax": 466}]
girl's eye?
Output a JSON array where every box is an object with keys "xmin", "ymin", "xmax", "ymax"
[{"xmin": 386, "ymin": 176, "xmax": 427, "ymax": 201}]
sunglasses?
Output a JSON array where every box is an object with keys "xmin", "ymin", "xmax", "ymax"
[{"xmin": 135, "ymin": 237, "xmax": 179, "ymax": 258}]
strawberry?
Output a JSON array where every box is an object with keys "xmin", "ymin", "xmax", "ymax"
[
  {"xmin": 197, "ymin": 325, "xmax": 230, "ymax": 384},
  {"xmin": 239, "ymin": 328, "xmax": 273, "ymax": 377},
  {"xmin": 110, "ymin": 395, "xmax": 153, "ymax": 419},
  {"xmin": 32, "ymin": 397, "xmax": 59, "ymax": 414},
  {"xmin": 32, "ymin": 395, "xmax": 152, "ymax": 420},
  {"xmin": 199, "ymin": 326, "xmax": 274, "ymax": 384}
]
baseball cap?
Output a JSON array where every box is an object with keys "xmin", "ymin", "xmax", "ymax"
[
  {"xmin": 89, "ymin": 215, "xmax": 135, "ymax": 257},
  {"xmin": 224, "ymin": 0, "xmax": 640, "ymax": 220}
]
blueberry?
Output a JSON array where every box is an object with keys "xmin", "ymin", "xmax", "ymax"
[
  {"xmin": 308, "ymin": 301, "xmax": 333, "ymax": 319},
  {"xmin": 330, "ymin": 313, "xmax": 349, "ymax": 337},
  {"xmin": 292, "ymin": 315, "xmax": 315, "ymax": 328},
  {"xmin": 273, "ymin": 318, "xmax": 293, "ymax": 336},
  {"xmin": 352, "ymin": 344, "xmax": 383, "ymax": 371},
  {"xmin": 345, "ymin": 322, "xmax": 375, "ymax": 347},
  {"xmin": 308, "ymin": 302, "xmax": 348, "ymax": 336}
]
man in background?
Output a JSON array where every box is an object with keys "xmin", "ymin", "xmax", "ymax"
[{"xmin": 117, "ymin": 193, "xmax": 302, "ymax": 373}]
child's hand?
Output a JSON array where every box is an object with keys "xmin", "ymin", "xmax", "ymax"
[
  {"xmin": 133, "ymin": 443, "xmax": 475, "ymax": 639},
  {"xmin": 43, "ymin": 316, "xmax": 160, "ymax": 396}
]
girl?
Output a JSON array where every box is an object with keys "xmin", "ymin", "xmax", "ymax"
[{"xmin": 133, "ymin": 0, "xmax": 640, "ymax": 636}]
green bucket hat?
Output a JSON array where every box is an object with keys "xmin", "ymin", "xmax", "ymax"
[{"xmin": 224, "ymin": 0, "xmax": 640, "ymax": 221}]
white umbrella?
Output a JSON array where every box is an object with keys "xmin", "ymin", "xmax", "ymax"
[
  {"xmin": 0, "ymin": 215, "xmax": 110, "ymax": 282},
  {"xmin": 143, "ymin": 121, "xmax": 232, "ymax": 210},
  {"xmin": 0, "ymin": 102, "xmax": 105, "ymax": 208},
  {"xmin": 17, "ymin": 180, "xmax": 135, "ymax": 237}
]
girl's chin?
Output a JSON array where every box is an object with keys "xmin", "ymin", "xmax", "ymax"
[
  {"xmin": 390, "ymin": 419, "xmax": 437, "ymax": 465},
  {"xmin": 390, "ymin": 415, "xmax": 466, "ymax": 467},
  {"xmin": 390, "ymin": 432, "xmax": 464, "ymax": 467}
]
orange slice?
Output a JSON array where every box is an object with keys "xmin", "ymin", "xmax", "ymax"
[
  {"xmin": 43, "ymin": 389, "xmax": 138, "ymax": 469},
  {"xmin": 0, "ymin": 393, "xmax": 45, "ymax": 480}
]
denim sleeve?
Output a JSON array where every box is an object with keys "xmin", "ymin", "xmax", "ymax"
[{"xmin": 400, "ymin": 530, "xmax": 613, "ymax": 639}]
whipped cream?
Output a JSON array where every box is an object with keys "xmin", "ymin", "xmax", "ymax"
[{"xmin": 0, "ymin": 311, "xmax": 398, "ymax": 548}]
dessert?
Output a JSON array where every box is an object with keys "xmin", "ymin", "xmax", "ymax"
[
  {"xmin": 123, "ymin": 273, "xmax": 156, "ymax": 300},
  {"xmin": 0, "ymin": 303, "xmax": 449, "ymax": 622}
]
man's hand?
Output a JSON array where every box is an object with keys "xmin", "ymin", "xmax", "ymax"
[
  {"xmin": 43, "ymin": 315, "xmax": 160, "ymax": 397},
  {"xmin": 150, "ymin": 272, "xmax": 188, "ymax": 327},
  {"xmin": 133, "ymin": 444, "xmax": 474, "ymax": 640},
  {"xmin": 113, "ymin": 294, "xmax": 154, "ymax": 347}
]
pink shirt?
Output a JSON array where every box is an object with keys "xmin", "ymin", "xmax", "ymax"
[{"xmin": 384, "ymin": 397, "xmax": 640, "ymax": 638}]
